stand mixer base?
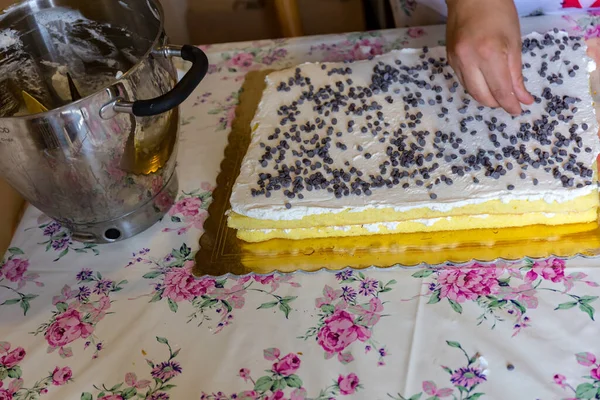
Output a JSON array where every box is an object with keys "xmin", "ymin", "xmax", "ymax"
[{"xmin": 62, "ymin": 171, "xmax": 179, "ymax": 244}]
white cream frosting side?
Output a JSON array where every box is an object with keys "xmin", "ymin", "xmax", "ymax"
[
  {"xmin": 251, "ymin": 211, "xmax": 572, "ymax": 234},
  {"xmin": 230, "ymin": 32, "xmax": 600, "ymax": 221}
]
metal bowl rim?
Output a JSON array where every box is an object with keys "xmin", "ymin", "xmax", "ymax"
[{"xmin": 0, "ymin": 0, "xmax": 167, "ymax": 120}]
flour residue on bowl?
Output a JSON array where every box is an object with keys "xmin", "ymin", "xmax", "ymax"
[
  {"xmin": 0, "ymin": 5, "xmax": 144, "ymax": 113},
  {"xmin": 34, "ymin": 7, "xmax": 128, "ymax": 75},
  {"xmin": 0, "ymin": 29, "xmax": 20, "ymax": 49}
]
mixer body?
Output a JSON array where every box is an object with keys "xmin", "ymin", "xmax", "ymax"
[{"xmin": 0, "ymin": 0, "xmax": 208, "ymax": 243}]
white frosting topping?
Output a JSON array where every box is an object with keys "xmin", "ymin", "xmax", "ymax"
[{"xmin": 231, "ymin": 32, "xmax": 600, "ymax": 221}]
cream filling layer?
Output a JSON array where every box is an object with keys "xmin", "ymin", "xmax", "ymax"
[{"xmin": 249, "ymin": 211, "xmax": 592, "ymax": 234}]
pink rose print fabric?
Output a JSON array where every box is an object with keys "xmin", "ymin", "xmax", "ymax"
[
  {"xmin": 525, "ymin": 257, "xmax": 567, "ymax": 283},
  {"xmin": 0, "ymin": 346, "xmax": 25, "ymax": 368},
  {"xmin": 229, "ymin": 53, "xmax": 254, "ymax": 69},
  {"xmin": 127, "ymin": 244, "xmax": 300, "ymax": 332},
  {"xmin": 3, "ymin": 14, "xmax": 600, "ymax": 400},
  {"xmin": 307, "ymin": 30, "xmax": 441, "ymax": 63},
  {"xmin": 308, "ymin": 33, "xmax": 387, "ymax": 62},
  {"xmin": 553, "ymin": 351, "xmax": 600, "ymax": 399},
  {"xmin": 407, "ymin": 27, "xmax": 426, "ymax": 38},
  {"xmin": 337, "ymin": 373, "xmax": 360, "ymax": 395},
  {"xmin": 389, "ymin": 340, "xmax": 486, "ymax": 400},
  {"xmin": 412, "ymin": 258, "xmax": 599, "ymax": 336},
  {"xmin": 436, "ymin": 266, "xmax": 500, "ymax": 302},
  {"xmin": 44, "ymin": 308, "xmax": 94, "ymax": 349},
  {"xmin": 272, "ymin": 353, "xmax": 301, "ymax": 376},
  {"xmin": 317, "ymin": 310, "xmax": 371, "ymax": 357},
  {"xmin": 162, "ymin": 263, "xmax": 215, "ymax": 302},
  {"xmin": 564, "ymin": 12, "xmax": 600, "ymax": 39},
  {"xmin": 0, "ymin": 247, "xmax": 42, "ymax": 315},
  {"xmin": 2, "ymin": 259, "xmax": 27, "ymax": 283},
  {"xmin": 201, "ymin": 347, "xmax": 362, "ymax": 399},
  {"xmin": 162, "ymin": 184, "xmax": 213, "ymax": 235},
  {"xmin": 206, "ymin": 92, "xmax": 239, "ymax": 131},
  {"xmin": 0, "ymin": 341, "xmax": 72, "ymax": 398},
  {"xmin": 301, "ymin": 271, "xmax": 394, "ymax": 365},
  {"xmin": 32, "ymin": 270, "xmax": 127, "ymax": 358},
  {"xmin": 204, "ymin": 41, "xmax": 290, "ymax": 83},
  {"xmin": 35, "ymin": 219, "xmax": 99, "ymax": 261},
  {"xmin": 80, "ymin": 337, "xmax": 180, "ymax": 400},
  {"xmin": 51, "ymin": 366, "xmax": 73, "ymax": 385}
]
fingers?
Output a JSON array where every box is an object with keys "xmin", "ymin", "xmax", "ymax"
[
  {"xmin": 508, "ymin": 45, "xmax": 534, "ymax": 105},
  {"xmin": 450, "ymin": 43, "xmax": 500, "ymax": 109},
  {"xmin": 480, "ymin": 47, "xmax": 523, "ymax": 115},
  {"xmin": 448, "ymin": 55, "xmax": 467, "ymax": 92},
  {"xmin": 461, "ymin": 64, "xmax": 500, "ymax": 109},
  {"xmin": 450, "ymin": 39, "xmax": 528, "ymax": 115}
]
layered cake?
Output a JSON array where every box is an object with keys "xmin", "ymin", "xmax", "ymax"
[{"xmin": 228, "ymin": 31, "xmax": 600, "ymax": 242}]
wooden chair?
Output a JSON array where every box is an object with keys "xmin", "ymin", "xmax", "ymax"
[
  {"xmin": 274, "ymin": 0, "xmax": 303, "ymax": 37},
  {"xmin": 0, "ymin": 178, "xmax": 25, "ymax": 256}
]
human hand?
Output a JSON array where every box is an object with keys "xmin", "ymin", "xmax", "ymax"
[{"xmin": 446, "ymin": 0, "xmax": 534, "ymax": 115}]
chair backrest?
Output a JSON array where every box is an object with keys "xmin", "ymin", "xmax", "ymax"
[{"xmin": 274, "ymin": 0, "xmax": 303, "ymax": 37}]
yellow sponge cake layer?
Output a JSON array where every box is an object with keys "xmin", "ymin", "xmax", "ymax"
[
  {"xmin": 236, "ymin": 208, "xmax": 598, "ymax": 242},
  {"xmin": 228, "ymin": 191, "xmax": 599, "ymax": 229}
]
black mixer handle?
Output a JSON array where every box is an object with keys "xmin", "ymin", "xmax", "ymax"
[{"xmin": 100, "ymin": 45, "xmax": 209, "ymax": 119}]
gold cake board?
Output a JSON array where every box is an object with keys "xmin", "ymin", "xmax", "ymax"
[{"xmin": 194, "ymin": 70, "xmax": 600, "ymax": 277}]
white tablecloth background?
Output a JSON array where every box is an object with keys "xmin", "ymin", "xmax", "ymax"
[{"xmin": 2, "ymin": 14, "xmax": 600, "ymax": 400}]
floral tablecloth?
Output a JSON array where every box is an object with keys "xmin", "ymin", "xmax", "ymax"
[{"xmin": 4, "ymin": 14, "xmax": 600, "ymax": 400}]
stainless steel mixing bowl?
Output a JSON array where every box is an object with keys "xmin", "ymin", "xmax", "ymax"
[{"xmin": 0, "ymin": 0, "xmax": 208, "ymax": 243}]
